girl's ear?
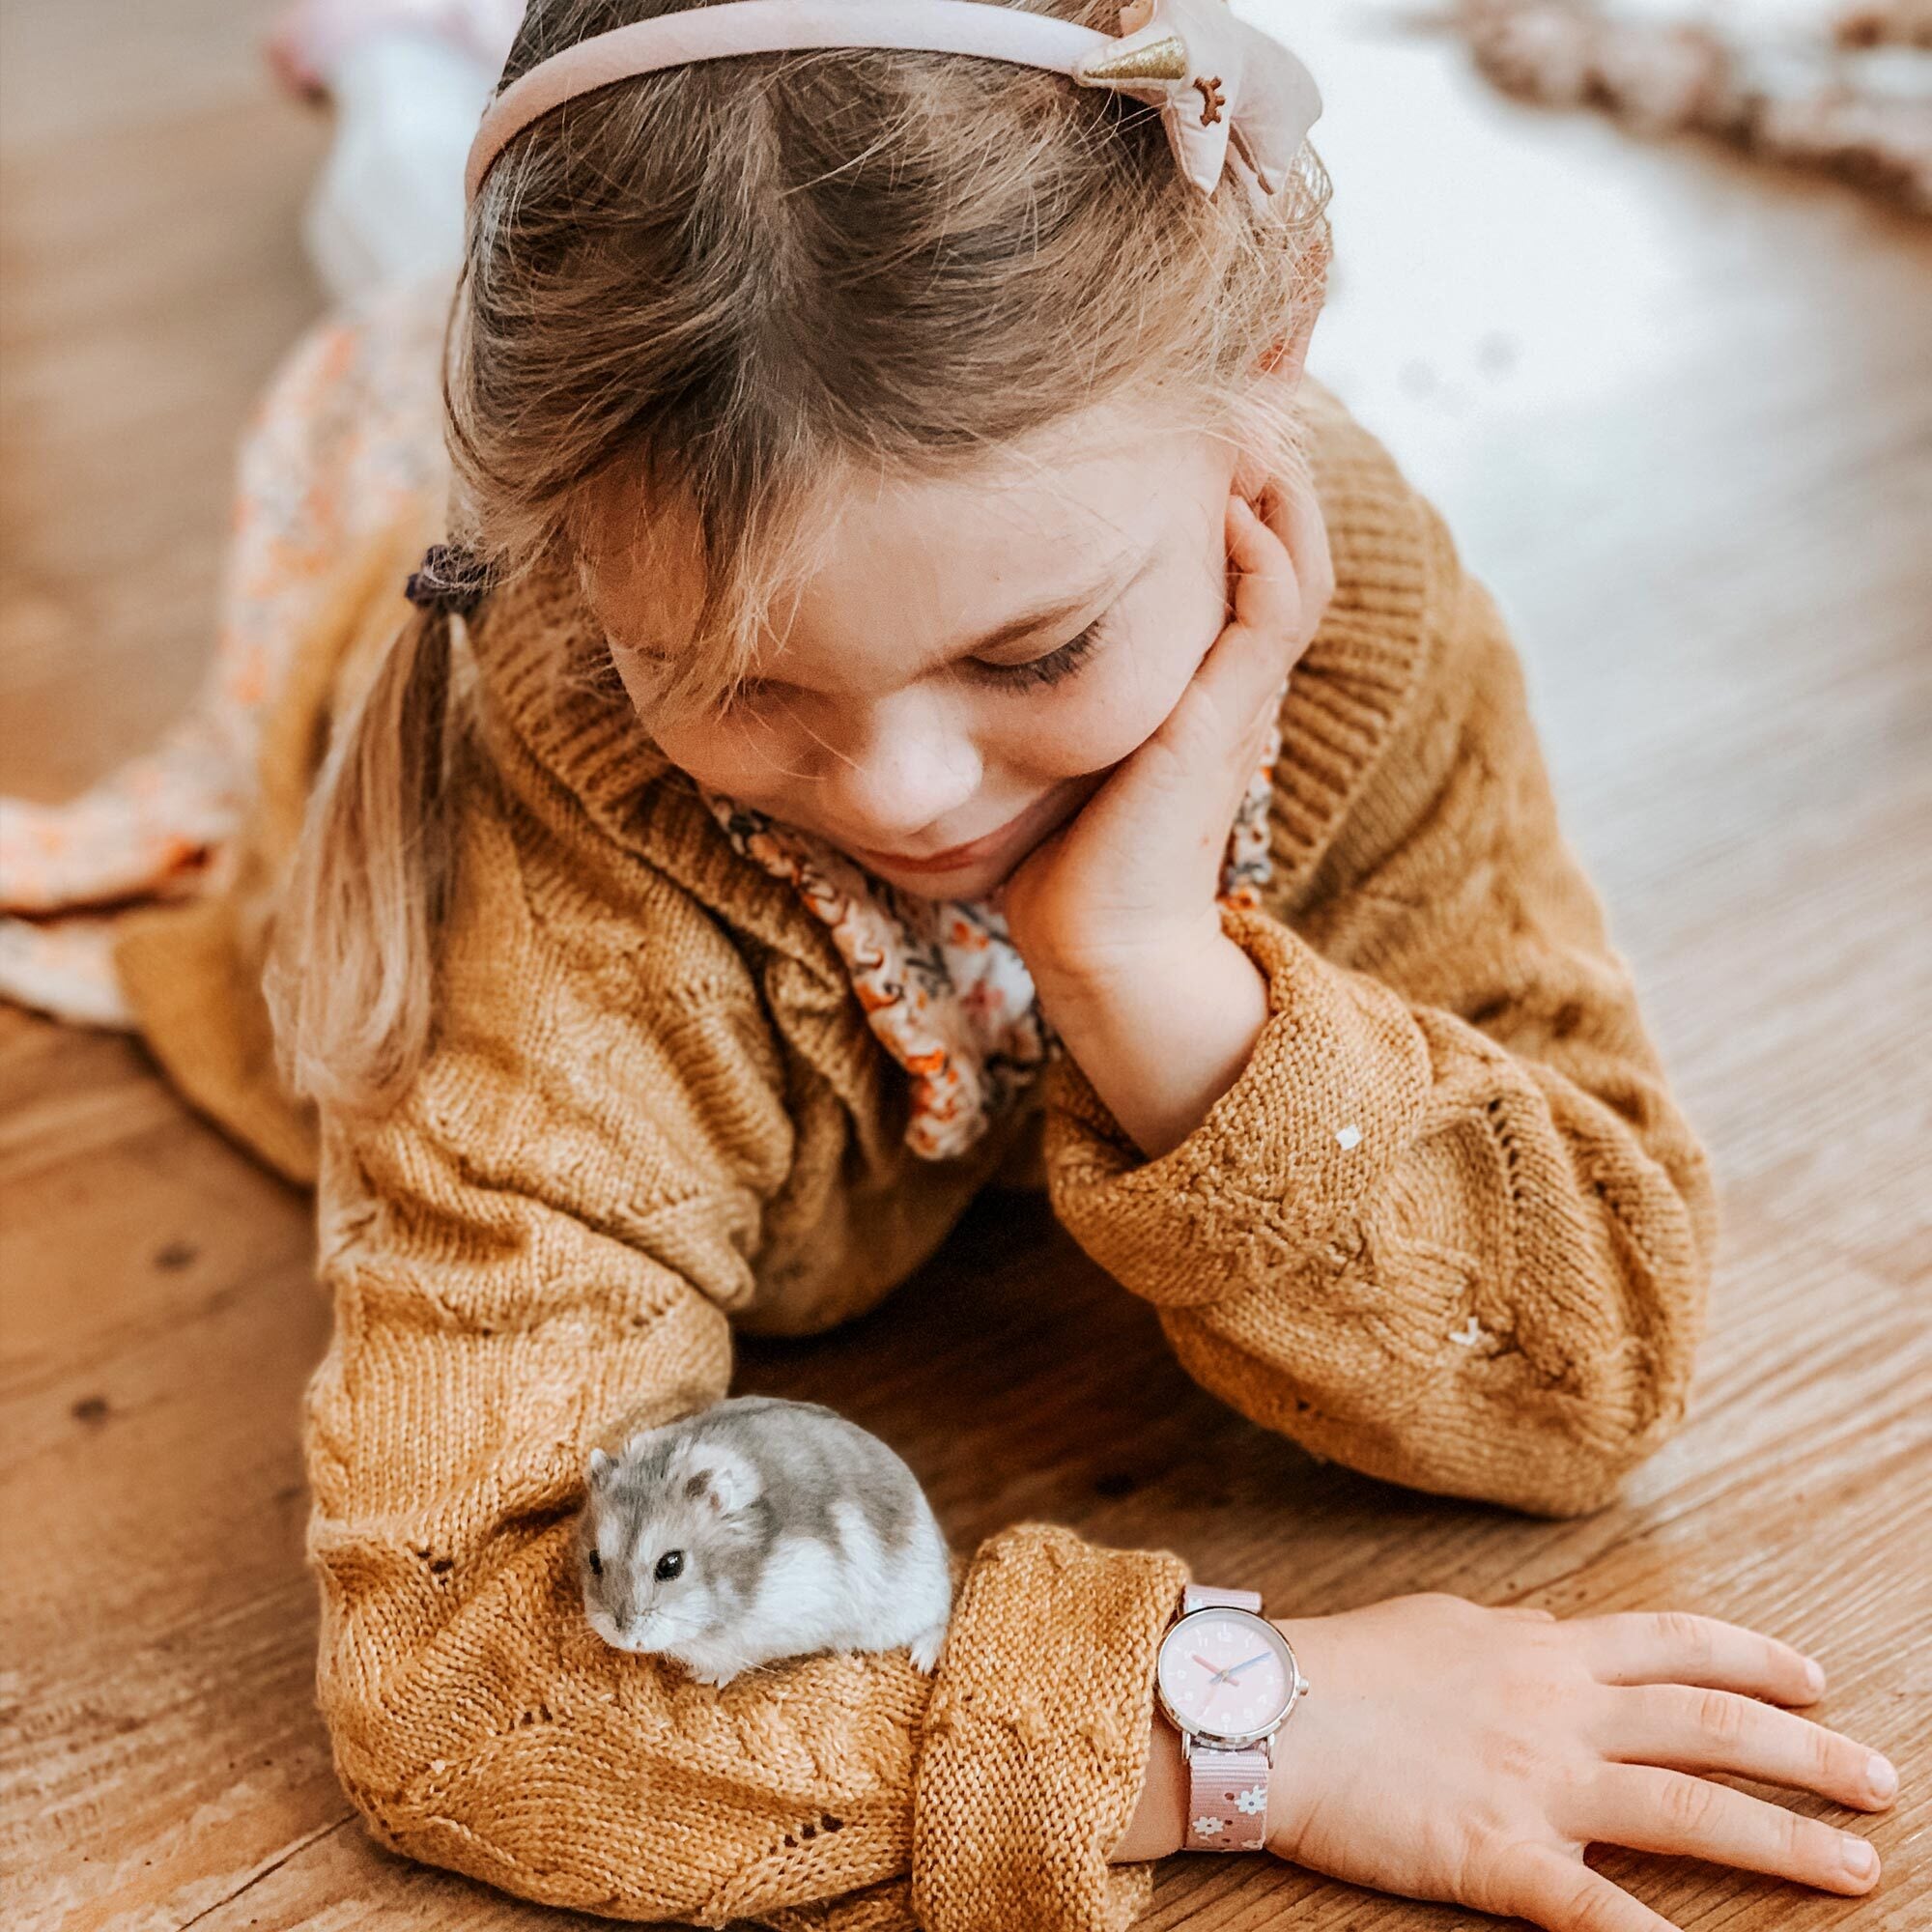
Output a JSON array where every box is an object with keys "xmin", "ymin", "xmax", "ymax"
[
  {"xmin": 1232, "ymin": 314, "xmax": 1320, "ymax": 505},
  {"xmin": 1257, "ymin": 311, "xmax": 1317, "ymax": 388}
]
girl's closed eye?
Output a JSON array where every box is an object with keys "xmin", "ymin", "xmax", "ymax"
[
  {"xmin": 963, "ymin": 615, "xmax": 1108, "ymax": 693},
  {"xmin": 713, "ymin": 615, "xmax": 1111, "ymax": 713}
]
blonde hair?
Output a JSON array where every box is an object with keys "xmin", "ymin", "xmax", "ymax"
[{"xmin": 270, "ymin": 0, "xmax": 1333, "ymax": 1112}]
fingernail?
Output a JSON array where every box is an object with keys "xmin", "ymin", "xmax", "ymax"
[
  {"xmin": 1840, "ymin": 1836, "xmax": 1877, "ymax": 1882},
  {"xmin": 1866, "ymin": 1754, "xmax": 1897, "ymax": 1803},
  {"xmin": 1804, "ymin": 1659, "xmax": 1826, "ymax": 1695}
]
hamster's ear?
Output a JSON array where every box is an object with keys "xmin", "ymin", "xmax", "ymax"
[
  {"xmin": 685, "ymin": 1450, "xmax": 759, "ymax": 1517},
  {"xmin": 587, "ymin": 1448, "xmax": 615, "ymax": 1488}
]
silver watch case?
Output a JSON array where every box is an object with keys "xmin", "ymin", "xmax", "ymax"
[{"xmin": 1154, "ymin": 1604, "xmax": 1311, "ymax": 1759}]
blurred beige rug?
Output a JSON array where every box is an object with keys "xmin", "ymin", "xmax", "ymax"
[{"xmin": 1432, "ymin": 0, "xmax": 1932, "ymax": 212}]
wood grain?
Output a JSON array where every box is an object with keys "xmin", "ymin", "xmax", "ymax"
[{"xmin": 2, "ymin": 2, "xmax": 1926, "ymax": 1928}]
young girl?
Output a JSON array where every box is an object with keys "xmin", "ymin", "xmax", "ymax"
[{"xmin": 12, "ymin": 0, "xmax": 1898, "ymax": 1925}]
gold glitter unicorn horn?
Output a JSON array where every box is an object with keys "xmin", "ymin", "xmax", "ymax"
[{"xmin": 1073, "ymin": 0, "xmax": 1322, "ymax": 197}]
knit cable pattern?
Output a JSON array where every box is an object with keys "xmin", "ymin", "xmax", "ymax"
[{"xmin": 105, "ymin": 383, "xmax": 1714, "ymax": 1920}]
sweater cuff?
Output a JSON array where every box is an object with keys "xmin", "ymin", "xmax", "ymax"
[
  {"xmin": 912, "ymin": 1524, "xmax": 1189, "ymax": 1932},
  {"xmin": 1044, "ymin": 904, "xmax": 1434, "ymax": 1309}
]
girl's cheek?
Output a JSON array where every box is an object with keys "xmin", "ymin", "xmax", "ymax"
[
  {"xmin": 1004, "ymin": 685, "xmax": 1174, "ymax": 779},
  {"xmin": 647, "ymin": 720, "xmax": 739, "ymax": 792},
  {"xmin": 608, "ymin": 651, "xmax": 777, "ymax": 797},
  {"xmin": 639, "ymin": 707, "xmax": 793, "ymax": 803},
  {"xmin": 1010, "ymin": 619, "xmax": 1214, "ymax": 779}
]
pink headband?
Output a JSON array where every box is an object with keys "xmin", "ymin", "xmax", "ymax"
[{"xmin": 465, "ymin": 0, "xmax": 1321, "ymax": 203}]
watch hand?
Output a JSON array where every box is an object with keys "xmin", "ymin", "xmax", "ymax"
[
  {"xmin": 1190, "ymin": 1651, "xmax": 1244, "ymax": 1689},
  {"xmin": 1225, "ymin": 1652, "xmax": 1270, "ymax": 1678}
]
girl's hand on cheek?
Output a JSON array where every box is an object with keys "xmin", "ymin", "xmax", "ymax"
[
  {"xmin": 1264, "ymin": 1596, "xmax": 1894, "ymax": 1930},
  {"xmin": 1000, "ymin": 485, "xmax": 1326, "ymax": 994}
]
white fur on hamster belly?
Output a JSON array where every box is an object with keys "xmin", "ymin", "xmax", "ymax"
[{"xmin": 672, "ymin": 1499, "xmax": 954, "ymax": 1687}]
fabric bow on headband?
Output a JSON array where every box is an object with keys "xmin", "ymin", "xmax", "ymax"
[
  {"xmin": 1069, "ymin": 0, "xmax": 1321, "ymax": 195},
  {"xmin": 465, "ymin": 0, "xmax": 1323, "ymax": 202}
]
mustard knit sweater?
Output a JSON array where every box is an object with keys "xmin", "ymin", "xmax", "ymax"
[{"xmin": 113, "ymin": 384, "xmax": 1716, "ymax": 1930}]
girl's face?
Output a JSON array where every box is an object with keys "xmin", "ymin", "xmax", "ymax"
[{"xmin": 581, "ymin": 404, "xmax": 1268, "ymax": 902}]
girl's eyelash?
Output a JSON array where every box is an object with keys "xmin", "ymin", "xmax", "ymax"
[
  {"xmin": 968, "ymin": 621, "xmax": 1105, "ymax": 693},
  {"xmin": 708, "ymin": 617, "xmax": 1108, "ymax": 711}
]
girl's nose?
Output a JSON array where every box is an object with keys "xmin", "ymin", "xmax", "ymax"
[{"xmin": 814, "ymin": 687, "xmax": 983, "ymax": 849}]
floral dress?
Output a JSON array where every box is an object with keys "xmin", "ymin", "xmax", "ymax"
[{"xmin": 0, "ymin": 280, "xmax": 1280, "ymax": 1159}]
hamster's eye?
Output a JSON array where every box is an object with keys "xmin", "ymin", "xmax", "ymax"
[
  {"xmin": 655, "ymin": 1549, "xmax": 685, "ymax": 1581},
  {"xmin": 587, "ymin": 1549, "xmax": 603, "ymax": 1577}
]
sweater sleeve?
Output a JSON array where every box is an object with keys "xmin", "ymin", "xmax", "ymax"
[
  {"xmin": 304, "ymin": 778, "xmax": 1187, "ymax": 1931},
  {"xmin": 1043, "ymin": 551, "xmax": 1717, "ymax": 1520}
]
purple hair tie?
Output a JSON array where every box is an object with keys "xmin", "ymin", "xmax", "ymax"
[{"xmin": 405, "ymin": 543, "xmax": 492, "ymax": 616}]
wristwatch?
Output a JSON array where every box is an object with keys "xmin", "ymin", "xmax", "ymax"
[{"xmin": 1154, "ymin": 1583, "xmax": 1310, "ymax": 1852}]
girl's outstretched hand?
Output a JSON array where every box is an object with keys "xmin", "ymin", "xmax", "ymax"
[
  {"xmin": 1264, "ymin": 1594, "xmax": 1895, "ymax": 1930},
  {"xmin": 1001, "ymin": 483, "xmax": 1328, "ymax": 991}
]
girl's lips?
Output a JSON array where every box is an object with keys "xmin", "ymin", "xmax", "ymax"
[{"xmin": 851, "ymin": 787, "xmax": 1068, "ymax": 877}]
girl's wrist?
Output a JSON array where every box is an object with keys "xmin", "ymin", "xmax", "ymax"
[
  {"xmin": 1033, "ymin": 926, "xmax": 1270, "ymax": 1160},
  {"xmin": 1109, "ymin": 1706, "xmax": 1189, "ymax": 1861},
  {"xmin": 1017, "ymin": 905, "xmax": 1224, "ymax": 1013}
]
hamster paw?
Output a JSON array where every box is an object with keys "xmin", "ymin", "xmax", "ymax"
[
  {"xmin": 908, "ymin": 1622, "xmax": 949, "ymax": 1674},
  {"xmin": 668, "ymin": 1648, "xmax": 744, "ymax": 1688}
]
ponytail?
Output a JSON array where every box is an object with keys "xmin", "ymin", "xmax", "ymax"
[{"xmin": 266, "ymin": 599, "xmax": 463, "ymax": 1113}]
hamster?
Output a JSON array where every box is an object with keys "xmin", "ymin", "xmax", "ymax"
[{"xmin": 576, "ymin": 1394, "xmax": 954, "ymax": 1687}]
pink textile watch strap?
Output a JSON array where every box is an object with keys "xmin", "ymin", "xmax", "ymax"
[
  {"xmin": 1181, "ymin": 1583, "xmax": 1263, "ymax": 1616},
  {"xmin": 1179, "ymin": 1585, "xmax": 1271, "ymax": 1853}
]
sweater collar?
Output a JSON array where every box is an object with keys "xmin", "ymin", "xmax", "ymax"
[
  {"xmin": 1266, "ymin": 380, "xmax": 1438, "ymax": 900},
  {"xmin": 462, "ymin": 564, "xmax": 854, "ymax": 981},
  {"xmin": 462, "ymin": 379, "xmax": 1438, "ymax": 943}
]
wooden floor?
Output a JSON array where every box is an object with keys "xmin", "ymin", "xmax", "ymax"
[{"xmin": 2, "ymin": 4, "xmax": 1927, "ymax": 1929}]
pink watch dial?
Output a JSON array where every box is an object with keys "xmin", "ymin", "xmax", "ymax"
[{"xmin": 1156, "ymin": 1607, "xmax": 1297, "ymax": 1744}]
